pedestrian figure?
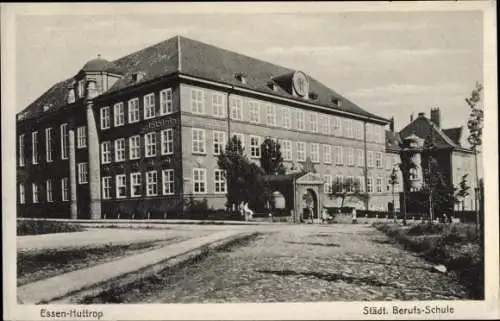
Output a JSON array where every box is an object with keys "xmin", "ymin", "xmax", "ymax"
[
  {"xmin": 321, "ymin": 207, "xmax": 328, "ymax": 224},
  {"xmin": 352, "ymin": 208, "xmax": 357, "ymax": 224}
]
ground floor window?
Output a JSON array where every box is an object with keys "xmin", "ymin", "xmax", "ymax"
[
  {"xmin": 102, "ymin": 176, "xmax": 112, "ymax": 199},
  {"xmin": 116, "ymin": 174, "xmax": 126, "ymax": 199},
  {"xmin": 146, "ymin": 171, "xmax": 158, "ymax": 196},
  {"xmin": 193, "ymin": 168, "xmax": 206, "ymax": 194},
  {"xmin": 32, "ymin": 183, "xmax": 39, "ymax": 203},
  {"xmin": 214, "ymin": 169, "xmax": 226, "ymax": 193},
  {"xmin": 46, "ymin": 179, "xmax": 53, "ymax": 202},
  {"xmin": 130, "ymin": 172, "xmax": 142, "ymax": 197},
  {"xmin": 162, "ymin": 169, "xmax": 174, "ymax": 195},
  {"xmin": 61, "ymin": 178, "xmax": 69, "ymax": 201},
  {"xmin": 19, "ymin": 183, "xmax": 25, "ymax": 204}
]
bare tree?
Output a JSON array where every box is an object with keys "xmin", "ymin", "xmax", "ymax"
[{"xmin": 329, "ymin": 177, "xmax": 367, "ymax": 210}]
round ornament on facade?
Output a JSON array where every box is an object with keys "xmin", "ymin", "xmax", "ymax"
[{"xmin": 292, "ymin": 71, "xmax": 309, "ymax": 97}]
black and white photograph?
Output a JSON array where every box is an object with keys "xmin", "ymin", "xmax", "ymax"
[{"xmin": 2, "ymin": 2, "xmax": 498, "ymax": 320}]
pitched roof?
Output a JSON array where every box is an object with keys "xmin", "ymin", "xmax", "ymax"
[
  {"xmin": 18, "ymin": 36, "xmax": 388, "ymax": 123},
  {"xmin": 442, "ymin": 127, "xmax": 463, "ymax": 146}
]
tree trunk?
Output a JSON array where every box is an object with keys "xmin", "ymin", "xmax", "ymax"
[{"xmin": 474, "ymin": 149, "xmax": 480, "ymax": 233}]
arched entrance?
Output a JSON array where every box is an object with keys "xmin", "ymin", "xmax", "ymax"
[{"xmin": 302, "ymin": 188, "xmax": 318, "ymax": 222}]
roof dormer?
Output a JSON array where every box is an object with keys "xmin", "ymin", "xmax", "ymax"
[{"xmin": 234, "ymin": 72, "xmax": 247, "ymax": 85}]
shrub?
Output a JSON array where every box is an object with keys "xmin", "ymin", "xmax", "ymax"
[{"xmin": 17, "ymin": 220, "xmax": 84, "ymax": 236}]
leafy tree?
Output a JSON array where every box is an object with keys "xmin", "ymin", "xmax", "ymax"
[
  {"xmin": 328, "ymin": 177, "xmax": 367, "ymax": 210},
  {"xmin": 260, "ymin": 138, "xmax": 285, "ymax": 175},
  {"xmin": 301, "ymin": 156, "xmax": 317, "ymax": 173}
]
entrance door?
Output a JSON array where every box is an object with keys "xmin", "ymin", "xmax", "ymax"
[{"xmin": 302, "ymin": 188, "xmax": 318, "ymax": 222}]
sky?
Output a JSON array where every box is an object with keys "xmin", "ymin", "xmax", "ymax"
[{"xmin": 15, "ymin": 8, "xmax": 483, "ymax": 132}]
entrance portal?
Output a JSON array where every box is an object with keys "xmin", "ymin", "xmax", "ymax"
[{"xmin": 302, "ymin": 188, "xmax": 318, "ymax": 222}]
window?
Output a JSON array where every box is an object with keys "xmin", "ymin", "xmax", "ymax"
[
  {"xmin": 374, "ymin": 125, "xmax": 382, "ymax": 143},
  {"xmin": 116, "ymin": 174, "xmax": 127, "ymax": 199},
  {"xmin": 45, "ymin": 128, "xmax": 53, "ymax": 162},
  {"xmin": 192, "ymin": 128, "xmax": 206, "ymax": 154},
  {"xmin": 213, "ymin": 131, "xmax": 226, "ymax": 155},
  {"xmin": 367, "ymin": 177, "xmax": 373, "ymax": 193},
  {"xmin": 78, "ymin": 163, "xmax": 88, "ymax": 184},
  {"xmin": 324, "ymin": 175, "xmax": 332, "ymax": 193},
  {"xmin": 367, "ymin": 151, "xmax": 374, "ymax": 168},
  {"xmin": 60, "ymin": 123, "xmax": 68, "ymax": 160},
  {"xmin": 308, "ymin": 112, "xmax": 318, "ymax": 132},
  {"xmin": 358, "ymin": 176, "xmax": 365, "ymax": 192},
  {"xmin": 19, "ymin": 184, "xmax": 25, "ymax": 204},
  {"xmin": 32, "ymin": 183, "xmax": 39, "ymax": 203},
  {"xmin": 250, "ymin": 135, "xmax": 261, "ymax": 158},
  {"xmin": 331, "ymin": 116, "xmax": 342, "ymax": 136},
  {"xmin": 230, "ymin": 96, "xmax": 243, "ymax": 120},
  {"xmin": 266, "ymin": 104, "xmax": 276, "ymax": 126},
  {"xmin": 310, "ymin": 143, "xmax": 319, "ymax": 163},
  {"xmin": 232, "ymin": 133, "xmax": 245, "ymax": 149},
  {"xmin": 357, "ymin": 149, "xmax": 364, "ymax": 167},
  {"xmin": 114, "ymin": 102, "xmax": 125, "ymax": 126},
  {"xmin": 19, "ymin": 134, "xmax": 25, "ymax": 167},
  {"xmin": 162, "ymin": 169, "xmax": 175, "ymax": 195},
  {"xmin": 129, "ymin": 136, "xmax": 140, "ymax": 160},
  {"xmin": 354, "ymin": 121, "xmax": 363, "ymax": 139},
  {"xmin": 115, "ymin": 138, "xmax": 126, "ymax": 162},
  {"xmin": 46, "ymin": 179, "xmax": 53, "ymax": 202},
  {"xmin": 323, "ymin": 145, "xmax": 332, "ymax": 164},
  {"xmin": 297, "ymin": 142, "xmax": 306, "ymax": 162},
  {"xmin": 376, "ymin": 177, "xmax": 383, "ymax": 193},
  {"xmin": 160, "ymin": 89, "xmax": 173, "ymax": 115},
  {"xmin": 145, "ymin": 132, "xmax": 157, "ymax": 157},
  {"xmin": 211, "ymin": 92, "xmax": 225, "ymax": 118},
  {"xmin": 100, "ymin": 106, "xmax": 110, "ymax": 129},
  {"xmin": 78, "ymin": 80, "xmax": 85, "ymax": 98},
  {"xmin": 32, "ymin": 131, "xmax": 39, "ymax": 164},
  {"xmin": 161, "ymin": 129, "xmax": 174, "ymax": 155},
  {"xmin": 320, "ymin": 115, "xmax": 329, "ymax": 135},
  {"xmin": 375, "ymin": 152, "xmax": 383, "ymax": 168},
  {"xmin": 249, "ymin": 101, "xmax": 260, "ymax": 123},
  {"xmin": 101, "ymin": 141, "xmax": 111, "ymax": 164},
  {"xmin": 214, "ymin": 169, "xmax": 226, "ymax": 193},
  {"xmin": 144, "ymin": 93, "xmax": 155, "ymax": 119},
  {"xmin": 282, "ymin": 107, "xmax": 291, "ymax": 129},
  {"xmin": 77, "ymin": 126, "xmax": 86, "ymax": 148},
  {"xmin": 386, "ymin": 156, "xmax": 392, "ymax": 170},
  {"xmin": 130, "ymin": 172, "xmax": 142, "ymax": 197},
  {"xmin": 334, "ymin": 146, "xmax": 343, "ymax": 165},
  {"xmin": 191, "ymin": 88, "xmax": 205, "ymax": 114},
  {"xmin": 335, "ymin": 176, "xmax": 343, "ymax": 192},
  {"xmin": 102, "ymin": 176, "xmax": 112, "ymax": 199},
  {"xmin": 345, "ymin": 119, "xmax": 353, "ymax": 138},
  {"xmin": 282, "ymin": 140, "xmax": 292, "ymax": 161},
  {"xmin": 128, "ymin": 98, "xmax": 140, "ymax": 123},
  {"xmin": 346, "ymin": 176, "xmax": 355, "ymax": 193},
  {"xmin": 297, "ymin": 110, "xmax": 305, "ymax": 130},
  {"xmin": 366, "ymin": 123, "xmax": 373, "ymax": 142},
  {"xmin": 146, "ymin": 171, "xmax": 158, "ymax": 196},
  {"xmin": 347, "ymin": 148, "xmax": 355, "ymax": 166},
  {"xmin": 193, "ymin": 168, "xmax": 206, "ymax": 194},
  {"xmin": 61, "ymin": 178, "xmax": 69, "ymax": 201}
]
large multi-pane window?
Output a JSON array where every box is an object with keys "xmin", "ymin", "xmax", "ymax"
[
  {"xmin": 347, "ymin": 148, "xmax": 355, "ymax": 166},
  {"xmin": 32, "ymin": 131, "xmax": 39, "ymax": 164},
  {"xmin": 358, "ymin": 176, "xmax": 365, "ymax": 192},
  {"xmin": 61, "ymin": 178, "xmax": 69, "ymax": 201},
  {"xmin": 193, "ymin": 168, "xmax": 206, "ymax": 194},
  {"xmin": 282, "ymin": 107, "xmax": 291, "ymax": 129},
  {"xmin": 19, "ymin": 134, "xmax": 25, "ymax": 167},
  {"xmin": 102, "ymin": 176, "xmax": 112, "ymax": 199},
  {"xmin": 230, "ymin": 96, "xmax": 243, "ymax": 120},
  {"xmin": 145, "ymin": 132, "xmax": 157, "ymax": 157},
  {"xmin": 162, "ymin": 169, "xmax": 175, "ymax": 195},
  {"xmin": 160, "ymin": 88, "xmax": 173, "ymax": 115},
  {"xmin": 249, "ymin": 101, "xmax": 260, "ymax": 123},
  {"xmin": 345, "ymin": 119, "xmax": 354, "ymax": 138},
  {"xmin": 129, "ymin": 136, "xmax": 140, "ymax": 160},
  {"xmin": 354, "ymin": 121, "xmax": 363, "ymax": 140},
  {"xmin": 331, "ymin": 116, "xmax": 342, "ymax": 136},
  {"xmin": 191, "ymin": 88, "xmax": 205, "ymax": 114},
  {"xmin": 334, "ymin": 146, "xmax": 343, "ymax": 165},
  {"xmin": 77, "ymin": 126, "xmax": 86, "ymax": 149},
  {"xmin": 310, "ymin": 143, "xmax": 319, "ymax": 163},
  {"xmin": 282, "ymin": 140, "xmax": 292, "ymax": 161},
  {"xmin": 161, "ymin": 129, "xmax": 173, "ymax": 155},
  {"xmin": 367, "ymin": 151, "xmax": 374, "ymax": 168},
  {"xmin": 144, "ymin": 93, "xmax": 156, "ymax": 119},
  {"xmin": 19, "ymin": 183, "xmax": 25, "ymax": 204},
  {"xmin": 32, "ymin": 183, "xmax": 39, "ymax": 203},
  {"xmin": 323, "ymin": 144, "xmax": 332, "ymax": 163},
  {"xmin": 60, "ymin": 123, "xmax": 68, "ymax": 160},
  {"xmin": 211, "ymin": 92, "xmax": 225, "ymax": 118},
  {"xmin": 146, "ymin": 171, "xmax": 158, "ymax": 196},
  {"xmin": 128, "ymin": 98, "xmax": 140, "ymax": 123},
  {"xmin": 101, "ymin": 141, "xmax": 111, "ymax": 164},
  {"xmin": 214, "ymin": 169, "xmax": 226, "ymax": 193},
  {"xmin": 213, "ymin": 131, "xmax": 226, "ymax": 155},
  {"xmin": 100, "ymin": 107, "xmax": 110, "ymax": 129},
  {"xmin": 335, "ymin": 176, "xmax": 343, "ymax": 192},
  {"xmin": 324, "ymin": 175, "xmax": 332, "ymax": 193},
  {"xmin": 192, "ymin": 128, "xmax": 206, "ymax": 154},
  {"xmin": 250, "ymin": 135, "xmax": 261, "ymax": 158},
  {"xmin": 115, "ymin": 138, "xmax": 126, "ymax": 162},
  {"xmin": 308, "ymin": 112, "xmax": 318, "ymax": 132},
  {"xmin": 376, "ymin": 177, "xmax": 383, "ymax": 193},
  {"xmin": 366, "ymin": 123, "xmax": 373, "ymax": 142},
  {"xmin": 266, "ymin": 104, "xmax": 276, "ymax": 126},
  {"xmin": 45, "ymin": 128, "xmax": 53, "ymax": 162},
  {"xmin": 46, "ymin": 179, "xmax": 53, "ymax": 202},
  {"xmin": 320, "ymin": 115, "xmax": 329, "ymax": 135},
  {"xmin": 356, "ymin": 149, "xmax": 364, "ymax": 167},
  {"xmin": 232, "ymin": 133, "xmax": 244, "ymax": 150},
  {"xmin": 297, "ymin": 142, "xmax": 306, "ymax": 162},
  {"xmin": 114, "ymin": 102, "xmax": 125, "ymax": 126},
  {"xmin": 78, "ymin": 163, "xmax": 88, "ymax": 184},
  {"xmin": 130, "ymin": 172, "xmax": 142, "ymax": 197},
  {"xmin": 367, "ymin": 177, "xmax": 373, "ymax": 193},
  {"xmin": 296, "ymin": 111, "xmax": 305, "ymax": 130},
  {"xmin": 116, "ymin": 174, "xmax": 127, "ymax": 199},
  {"xmin": 375, "ymin": 152, "xmax": 383, "ymax": 168}
]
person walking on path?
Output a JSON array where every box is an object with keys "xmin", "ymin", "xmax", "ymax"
[
  {"xmin": 321, "ymin": 207, "xmax": 328, "ymax": 224},
  {"xmin": 351, "ymin": 207, "xmax": 357, "ymax": 224}
]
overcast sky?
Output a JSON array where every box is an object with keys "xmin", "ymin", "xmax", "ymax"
[{"xmin": 16, "ymin": 8, "xmax": 483, "ymax": 132}]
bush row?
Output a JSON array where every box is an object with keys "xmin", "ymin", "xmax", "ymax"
[{"xmin": 17, "ymin": 220, "xmax": 84, "ymax": 236}]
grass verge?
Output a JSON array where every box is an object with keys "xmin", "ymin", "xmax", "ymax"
[
  {"xmin": 17, "ymin": 220, "xmax": 84, "ymax": 236},
  {"xmin": 373, "ymin": 222, "xmax": 484, "ymax": 299}
]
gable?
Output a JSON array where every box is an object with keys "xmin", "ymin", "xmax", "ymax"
[{"xmin": 297, "ymin": 172, "xmax": 323, "ymax": 184}]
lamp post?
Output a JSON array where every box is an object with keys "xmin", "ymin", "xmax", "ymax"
[{"xmin": 389, "ymin": 167, "xmax": 398, "ymax": 223}]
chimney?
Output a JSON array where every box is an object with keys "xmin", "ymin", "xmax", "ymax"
[
  {"xmin": 410, "ymin": 113, "xmax": 414, "ymax": 122},
  {"xmin": 430, "ymin": 107, "xmax": 441, "ymax": 128},
  {"xmin": 389, "ymin": 117, "xmax": 395, "ymax": 132}
]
